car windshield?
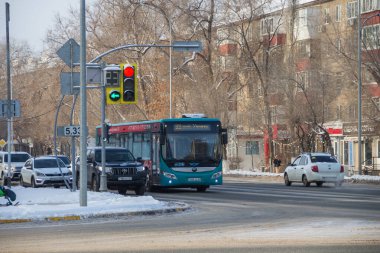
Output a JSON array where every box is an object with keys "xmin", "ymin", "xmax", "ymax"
[
  {"xmin": 94, "ymin": 150, "xmax": 135, "ymax": 163},
  {"xmin": 34, "ymin": 159, "xmax": 66, "ymax": 168},
  {"xmin": 57, "ymin": 156, "xmax": 70, "ymax": 165},
  {"xmin": 310, "ymin": 155, "xmax": 338, "ymax": 163},
  {"xmin": 4, "ymin": 154, "xmax": 30, "ymax": 163}
]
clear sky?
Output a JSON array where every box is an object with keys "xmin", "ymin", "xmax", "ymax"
[{"xmin": 0, "ymin": 0, "xmax": 79, "ymax": 53}]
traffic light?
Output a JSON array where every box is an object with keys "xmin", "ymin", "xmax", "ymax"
[
  {"xmin": 106, "ymin": 88, "xmax": 121, "ymax": 105},
  {"xmin": 104, "ymin": 65, "xmax": 122, "ymax": 105},
  {"xmin": 121, "ymin": 63, "xmax": 137, "ymax": 104}
]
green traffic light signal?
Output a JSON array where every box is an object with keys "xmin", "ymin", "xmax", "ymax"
[{"xmin": 109, "ymin": 90, "xmax": 121, "ymax": 101}]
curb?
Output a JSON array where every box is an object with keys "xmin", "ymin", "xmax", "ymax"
[{"xmin": 0, "ymin": 202, "xmax": 190, "ymax": 224}]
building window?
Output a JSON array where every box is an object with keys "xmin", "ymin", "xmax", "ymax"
[
  {"xmin": 246, "ymin": 141, "xmax": 260, "ymax": 155},
  {"xmin": 372, "ymin": 97, "xmax": 380, "ymax": 110},
  {"xmin": 362, "ymin": 0, "xmax": 377, "ymax": 13},
  {"xmin": 335, "ymin": 5, "xmax": 342, "ymax": 22},
  {"xmin": 335, "ymin": 38, "xmax": 342, "ymax": 54},
  {"xmin": 362, "ymin": 24, "xmax": 380, "ymax": 50},
  {"xmin": 296, "ymin": 71, "xmax": 309, "ymax": 91},
  {"xmin": 347, "ymin": 1, "xmax": 358, "ymax": 19},
  {"xmin": 324, "ymin": 8, "xmax": 330, "ymax": 24},
  {"xmin": 270, "ymin": 106, "xmax": 278, "ymax": 124},
  {"xmin": 261, "ymin": 18, "xmax": 274, "ymax": 35}
]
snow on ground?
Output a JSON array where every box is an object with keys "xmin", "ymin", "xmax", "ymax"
[
  {"xmin": 224, "ymin": 169, "xmax": 380, "ymax": 182},
  {"xmin": 1, "ymin": 171, "xmax": 379, "ymax": 221},
  {"xmin": 0, "ymin": 187, "xmax": 168, "ymax": 220}
]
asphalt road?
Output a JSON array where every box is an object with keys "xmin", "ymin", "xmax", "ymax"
[{"xmin": 1, "ymin": 176, "xmax": 380, "ymax": 253}]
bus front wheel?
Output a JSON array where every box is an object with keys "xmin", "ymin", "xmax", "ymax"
[{"xmin": 196, "ymin": 186, "xmax": 208, "ymax": 192}]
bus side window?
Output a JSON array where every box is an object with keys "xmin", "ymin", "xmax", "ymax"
[{"xmin": 142, "ymin": 134, "xmax": 151, "ymax": 160}]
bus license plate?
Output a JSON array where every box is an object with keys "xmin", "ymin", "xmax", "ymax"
[
  {"xmin": 188, "ymin": 178, "xmax": 201, "ymax": 182},
  {"xmin": 118, "ymin": 177, "xmax": 132, "ymax": 181}
]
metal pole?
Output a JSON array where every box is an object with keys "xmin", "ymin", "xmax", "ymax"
[
  {"xmin": 79, "ymin": 0, "xmax": 88, "ymax": 206},
  {"xmin": 357, "ymin": 1, "xmax": 362, "ymax": 175},
  {"xmin": 169, "ymin": 19, "xmax": 172, "ymax": 118},
  {"xmin": 70, "ymin": 95, "xmax": 78, "ymax": 191},
  {"xmin": 99, "ymin": 84, "xmax": 107, "ymax": 192},
  {"xmin": 5, "ymin": 2, "xmax": 12, "ymax": 188}
]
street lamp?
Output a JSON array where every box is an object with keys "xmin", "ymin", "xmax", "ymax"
[
  {"xmin": 357, "ymin": 8, "xmax": 380, "ymax": 175},
  {"xmin": 169, "ymin": 18, "xmax": 173, "ymax": 118}
]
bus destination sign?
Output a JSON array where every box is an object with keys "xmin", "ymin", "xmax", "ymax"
[{"xmin": 173, "ymin": 124, "xmax": 211, "ymax": 132}]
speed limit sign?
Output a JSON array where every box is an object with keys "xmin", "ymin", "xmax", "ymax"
[{"xmin": 64, "ymin": 126, "xmax": 80, "ymax": 136}]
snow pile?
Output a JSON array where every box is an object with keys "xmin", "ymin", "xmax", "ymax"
[{"xmin": 0, "ymin": 186, "xmax": 167, "ymax": 220}]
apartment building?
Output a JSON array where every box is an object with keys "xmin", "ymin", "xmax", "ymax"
[{"xmin": 218, "ymin": 0, "xmax": 380, "ymax": 173}]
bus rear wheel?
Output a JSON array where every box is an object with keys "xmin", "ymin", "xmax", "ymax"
[{"xmin": 196, "ymin": 186, "xmax": 208, "ymax": 192}]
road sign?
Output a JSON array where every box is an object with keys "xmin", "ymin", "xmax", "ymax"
[
  {"xmin": 0, "ymin": 100, "xmax": 21, "ymax": 118},
  {"xmin": 0, "ymin": 139, "xmax": 6, "ymax": 148},
  {"xmin": 63, "ymin": 126, "xmax": 81, "ymax": 136},
  {"xmin": 87, "ymin": 65, "xmax": 102, "ymax": 85},
  {"xmin": 60, "ymin": 72, "xmax": 80, "ymax": 95},
  {"xmin": 172, "ymin": 40, "xmax": 202, "ymax": 52},
  {"xmin": 57, "ymin": 39, "xmax": 80, "ymax": 67}
]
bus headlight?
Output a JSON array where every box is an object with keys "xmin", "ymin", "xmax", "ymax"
[
  {"xmin": 163, "ymin": 172, "xmax": 177, "ymax": 180},
  {"xmin": 211, "ymin": 171, "xmax": 222, "ymax": 179}
]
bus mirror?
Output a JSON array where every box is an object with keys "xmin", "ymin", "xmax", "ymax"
[{"xmin": 221, "ymin": 128, "xmax": 228, "ymax": 145}]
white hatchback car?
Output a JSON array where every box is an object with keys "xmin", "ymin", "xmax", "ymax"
[
  {"xmin": 20, "ymin": 156, "xmax": 72, "ymax": 188},
  {"xmin": 284, "ymin": 153, "xmax": 344, "ymax": 187}
]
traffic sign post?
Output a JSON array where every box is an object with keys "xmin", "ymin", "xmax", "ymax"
[{"xmin": 0, "ymin": 100, "xmax": 21, "ymax": 118}]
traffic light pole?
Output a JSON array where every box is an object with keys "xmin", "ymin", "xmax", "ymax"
[
  {"xmin": 5, "ymin": 3, "xmax": 12, "ymax": 188},
  {"xmin": 99, "ymin": 84, "xmax": 107, "ymax": 192}
]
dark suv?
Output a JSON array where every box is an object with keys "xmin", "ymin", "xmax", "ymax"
[{"xmin": 76, "ymin": 147, "xmax": 147, "ymax": 195}]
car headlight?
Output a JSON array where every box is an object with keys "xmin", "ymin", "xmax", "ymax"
[
  {"xmin": 99, "ymin": 167, "xmax": 113, "ymax": 173},
  {"xmin": 163, "ymin": 172, "xmax": 177, "ymax": 180},
  {"xmin": 136, "ymin": 166, "xmax": 145, "ymax": 172},
  {"xmin": 35, "ymin": 171, "xmax": 46, "ymax": 177}
]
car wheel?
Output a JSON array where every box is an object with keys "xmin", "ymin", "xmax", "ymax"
[
  {"xmin": 31, "ymin": 177, "xmax": 38, "ymax": 188},
  {"xmin": 20, "ymin": 176, "xmax": 26, "ymax": 187},
  {"xmin": 91, "ymin": 175, "xmax": 99, "ymax": 192},
  {"xmin": 118, "ymin": 188, "xmax": 127, "ymax": 195},
  {"xmin": 284, "ymin": 173, "xmax": 292, "ymax": 186},
  {"xmin": 302, "ymin": 175, "xmax": 310, "ymax": 187},
  {"xmin": 135, "ymin": 184, "xmax": 146, "ymax": 196},
  {"xmin": 316, "ymin": 182, "xmax": 323, "ymax": 187}
]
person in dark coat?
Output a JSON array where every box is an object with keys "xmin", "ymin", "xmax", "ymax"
[{"xmin": 273, "ymin": 155, "xmax": 281, "ymax": 168}]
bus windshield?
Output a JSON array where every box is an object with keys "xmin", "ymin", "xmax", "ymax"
[{"xmin": 162, "ymin": 132, "xmax": 221, "ymax": 166}]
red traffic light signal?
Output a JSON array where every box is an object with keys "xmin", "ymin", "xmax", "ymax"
[{"xmin": 121, "ymin": 64, "xmax": 137, "ymax": 104}]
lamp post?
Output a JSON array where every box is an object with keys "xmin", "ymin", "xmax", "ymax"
[
  {"xmin": 169, "ymin": 18, "xmax": 173, "ymax": 118},
  {"xmin": 357, "ymin": 9, "xmax": 380, "ymax": 175}
]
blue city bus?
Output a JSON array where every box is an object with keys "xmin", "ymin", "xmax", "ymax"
[{"xmin": 96, "ymin": 116, "xmax": 227, "ymax": 192}]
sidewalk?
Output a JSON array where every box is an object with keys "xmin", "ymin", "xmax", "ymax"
[{"xmin": 0, "ymin": 186, "xmax": 189, "ymax": 224}]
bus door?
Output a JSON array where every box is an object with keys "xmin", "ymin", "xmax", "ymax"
[{"xmin": 152, "ymin": 133, "xmax": 160, "ymax": 185}]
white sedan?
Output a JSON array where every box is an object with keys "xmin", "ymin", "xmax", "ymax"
[
  {"xmin": 20, "ymin": 156, "xmax": 72, "ymax": 188},
  {"xmin": 284, "ymin": 153, "xmax": 344, "ymax": 187}
]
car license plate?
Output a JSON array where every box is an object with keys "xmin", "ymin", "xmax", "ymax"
[
  {"xmin": 118, "ymin": 177, "xmax": 132, "ymax": 181},
  {"xmin": 188, "ymin": 177, "xmax": 201, "ymax": 182}
]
